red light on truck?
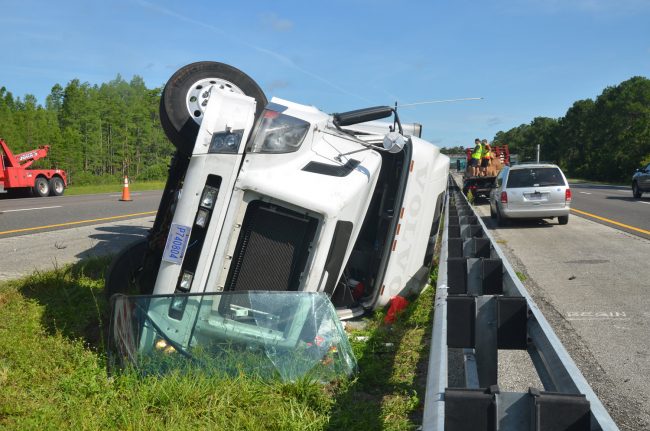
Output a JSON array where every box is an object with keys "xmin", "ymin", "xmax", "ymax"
[
  {"xmin": 565, "ymin": 188, "xmax": 572, "ymax": 202},
  {"xmin": 500, "ymin": 191, "xmax": 508, "ymax": 203}
]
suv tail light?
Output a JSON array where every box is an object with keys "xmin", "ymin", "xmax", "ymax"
[
  {"xmin": 565, "ymin": 188, "xmax": 572, "ymax": 203},
  {"xmin": 500, "ymin": 191, "xmax": 508, "ymax": 203}
]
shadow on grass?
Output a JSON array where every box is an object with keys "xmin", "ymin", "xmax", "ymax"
[
  {"xmin": 16, "ymin": 256, "xmax": 113, "ymax": 354},
  {"xmin": 327, "ymin": 286, "xmax": 435, "ymax": 430},
  {"xmin": 15, "ymin": 225, "xmax": 151, "ymax": 356}
]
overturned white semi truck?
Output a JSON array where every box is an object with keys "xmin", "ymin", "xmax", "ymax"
[{"xmin": 106, "ymin": 62, "xmax": 449, "ymax": 375}]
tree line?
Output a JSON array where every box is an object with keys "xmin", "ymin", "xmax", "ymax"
[
  {"xmin": 0, "ymin": 75, "xmax": 173, "ymax": 185},
  {"xmin": 3, "ymin": 74, "xmax": 649, "ymax": 185},
  {"xmin": 492, "ymin": 76, "xmax": 650, "ymax": 182},
  {"xmin": 439, "ymin": 76, "xmax": 650, "ymax": 182}
]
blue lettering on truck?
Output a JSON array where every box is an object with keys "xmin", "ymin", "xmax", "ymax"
[{"xmin": 162, "ymin": 223, "xmax": 192, "ymax": 264}]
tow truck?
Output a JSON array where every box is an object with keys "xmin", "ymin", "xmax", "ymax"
[
  {"xmin": 462, "ymin": 144, "xmax": 509, "ymax": 198},
  {"xmin": 0, "ymin": 138, "xmax": 67, "ymax": 197}
]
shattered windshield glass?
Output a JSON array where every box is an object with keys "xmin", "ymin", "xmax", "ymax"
[{"xmin": 109, "ymin": 291, "xmax": 357, "ymax": 382}]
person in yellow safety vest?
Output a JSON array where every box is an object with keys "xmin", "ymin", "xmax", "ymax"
[
  {"xmin": 470, "ymin": 138, "xmax": 482, "ymax": 176},
  {"xmin": 480, "ymin": 140, "xmax": 491, "ymax": 177}
]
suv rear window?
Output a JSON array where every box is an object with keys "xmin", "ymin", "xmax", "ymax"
[{"xmin": 506, "ymin": 167, "xmax": 565, "ymax": 188}]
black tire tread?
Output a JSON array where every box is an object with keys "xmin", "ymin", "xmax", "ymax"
[
  {"xmin": 49, "ymin": 176, "xmax": 65, "ymax": 196},
  {"xmin": 160, "ymin": 61, "xmax": 267, "ymax": 155},
  {"xmin": 105, "ymin": 238, "xmax": 150, "ymax": 300}
]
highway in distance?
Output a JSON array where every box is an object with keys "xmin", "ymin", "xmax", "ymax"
[
  {"xmin": 569, "ymin": 182, "xmax": 650, "ymax": 240},
  {"xmin": 0, "ymin": 190, "xmax": 162, "ymax": 238}
]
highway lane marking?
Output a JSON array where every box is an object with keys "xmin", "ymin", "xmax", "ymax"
[
  {"xmin": 109, "ymin": 193, "xmax": 143, "ymax": 197},
  {"xmin": 0, "ymin": 211, "xmax": 157, "ymax": 236},
  {"xmin": 1, "ymin": 205, "xmax": 62, "ymax": 213},
  {"xmin": 571, "ymin": 208, "xmax": 650, "ymax": 235},
  {"xmin": 578, "ymin": 192, "xmax": 592, "ymax": 195},
  {"xmin": 638, "ymin": 201, "xmax": 650, "ymax": 205}
]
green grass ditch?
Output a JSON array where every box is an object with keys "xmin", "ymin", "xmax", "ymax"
[{"xmin": 0, "ymin": 257, "xmax": 438, "ymax": 430}]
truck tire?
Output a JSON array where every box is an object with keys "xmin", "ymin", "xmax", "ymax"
[
  {"xmin": 105, "ymin": 238, "xmax": 152, "ymax": 300},
  {"xmin": 33, "ymin": 177, "xmax": 50, "ymax": 197},
  {"xmin": 632, "ymin": 181, "xmax": 642, "ymax": 198},
  {"xmin": 558, "ymin": 215, "xmax": 569, "ymax": 225},
  {"xmin": 160, "ymin": 61, "xmax": 268, "ymax": 155},
  {"xmin": 49, "ymin": 177, "xmax": 65, "ymax": 196}
]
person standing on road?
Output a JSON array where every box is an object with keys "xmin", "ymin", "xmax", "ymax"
[
  {"xmin": 481, "ymin": 140, "xmax": 491, "ymax": 176},
  {"xmin": 470, "ymin": 138, "xmax": 482, "ymax": 176}
]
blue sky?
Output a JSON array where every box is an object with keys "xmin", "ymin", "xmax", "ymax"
[{"xmin": 2, "ymin": 0, "xmax": 649, "ymax": 147}]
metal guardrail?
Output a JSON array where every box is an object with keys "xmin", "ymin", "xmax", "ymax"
[{"xmin": 422, "ymin": 176, "xmax": 619, "ymax": 431}]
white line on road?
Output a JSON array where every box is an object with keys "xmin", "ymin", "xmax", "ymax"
[
  {"xmin": 109, "ymin": 193, "xmax": 143, "ymax": 197},
  {"xmin": 579, "ymin": 192, "xmax": 592, "ymax": 195},
  {"xmin": 638, "ymin": 201, "xmax": 650, "ymax": 205},
  {"xmin": 2, "ymin": 205, "xmax": 62, "ymax": 213}
]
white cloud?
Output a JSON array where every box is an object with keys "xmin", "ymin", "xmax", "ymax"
[{"xmin": 261, "ymin": 13, "xmax": 293, "ymax": 32}]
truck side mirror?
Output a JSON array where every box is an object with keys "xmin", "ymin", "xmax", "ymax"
[{"xmin": 383, "ymin": 132, "xmax": 406, "ymax": 154}]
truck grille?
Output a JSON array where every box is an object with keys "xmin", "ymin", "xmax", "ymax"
[{"xmin": 225, "ymin": 201, "xmax": 318, "ymax": 292}]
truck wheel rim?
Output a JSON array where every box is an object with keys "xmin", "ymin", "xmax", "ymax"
[
  {"xmin": 55, "ymin": 181, "xmax": 63, "ymax": 194},
  {"xmin": 185, "ymin": 78, "xmax": 245, "ymax": 125},
  {"xmin": 39, "ymin": 182, "xmax": 48, "ymax": 194}
]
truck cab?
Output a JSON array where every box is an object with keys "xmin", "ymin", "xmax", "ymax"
[{"xmin": 107, "ymin": 62, "xmax": 449, "ymax": 320}]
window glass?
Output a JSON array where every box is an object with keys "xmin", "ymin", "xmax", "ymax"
[
  {"xmin": 506, "ymin": 168, "xmax": 566, "ymax": 188},
  {"xmin": 496, "ymin": 170, "xmax": 504, "ymax": 187}
]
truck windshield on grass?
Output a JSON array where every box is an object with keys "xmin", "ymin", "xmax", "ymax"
[{"xmin": 109, "ymin": 291, "xmax": 357, "ymax": 381}]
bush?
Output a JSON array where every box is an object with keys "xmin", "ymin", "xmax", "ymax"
[
  {"xmin": 69, "ymin": 172, "xmax": 122, "ymax": 186},
  {"xmin": 138, "ymin": 162, "xmax": 169, "ymax": 181}
]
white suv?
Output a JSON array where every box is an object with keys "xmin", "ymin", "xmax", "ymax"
[{"xmin": 489, "ymin": 163, "xmax": 571, "ymax": 226}]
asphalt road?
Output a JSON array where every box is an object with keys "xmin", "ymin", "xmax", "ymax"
[
  {"xmin": 473, "ymin": 200, "xmax": 650, "ymax": 430},
  {"xmin": 569, "ymin": 183, "xmax": 650, "ymax": 240},
  {"xmin": 0, "ymin": 190, "xmax": 162, "ymax": 238},
  {"xmin": 0, "ymin": 191, "xmax": 161, "ymax": 280}
]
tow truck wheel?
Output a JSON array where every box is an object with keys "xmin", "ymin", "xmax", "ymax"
[
  {"xmin": 160, "ymin": 61, "xmax": 268, "ymax": 155},
  {"xmin": 33, "ymin": 177, "xmax": 49, "ymax": 197},
  {"xmin": 105, "ymin": 238, "xmax": 152, "ymax": 300},
  {"xmin": 49, "ymin": 177, "xmax": 65, "ymax": 196}
]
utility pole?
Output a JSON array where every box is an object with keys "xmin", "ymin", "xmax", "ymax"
[{"xmin": 536, "ymin": 144, "xmax": 540, "ymax": 163}]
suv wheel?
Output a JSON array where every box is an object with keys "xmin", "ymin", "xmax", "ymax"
[
  {"xmin": 558, "ymin": 215, "xmax": 569, "ymax": 225},
  {"xmin": 632, "ymin": 181, "xmax": 642, "ymax": 198},
  {"xmin": 160, "ymin": 61, "xmax": 268, "ymax": 156},
  {"xmin": 496, "ymin": 207, "xmax": 508, "ymax": 227}
]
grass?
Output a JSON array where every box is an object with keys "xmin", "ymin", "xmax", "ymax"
[
  {"xmin": 65, "ymin": 180, "xmax": 166, "ymax": 196},
  {"xmin": 515, "ymin": 271, "xmax": 527, "ymax": 282},
  {"xmin": 0, "ymin": 257, "xmax": 438, "ymax": 430}
]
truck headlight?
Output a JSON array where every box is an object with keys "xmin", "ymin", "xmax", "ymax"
[
  {"xmin": 209, "ymin": 130, "xmax": 243, "ymax": 154},
  {"xmin": 179, "ymin": 271, "xmax": 194, "ymax": 291},
  {"xmin": 247, "ymin": 109, "xmax": 309, "ymax": 154},
  {"xmin": 200, "ymin": 186, "xmax": 219, "ymax": 209},
  {"xmin": 195, "ymin": 208, "xmax": 210, "ymax": 227}
]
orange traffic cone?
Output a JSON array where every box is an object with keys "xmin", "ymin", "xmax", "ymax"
[{"xmin": 119, "ymin": 176, "xmax": 132, "ymax": 201}]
